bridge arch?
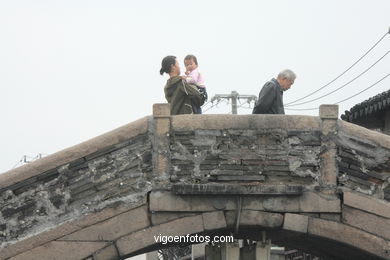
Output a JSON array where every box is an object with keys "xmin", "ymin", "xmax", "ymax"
[{"xmin": 0, "ymin": 104, "xmax": 389, "ymax": 259}]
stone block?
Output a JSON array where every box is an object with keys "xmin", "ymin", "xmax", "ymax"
[
  {"xmin": 151, "ymin": 212, "xmax": 197, "ymax": 226},
  {"xmin": 258, "ymin": 196, "xmax": 300, "ymax": 212},
  {"xmin": 283, "ymin": 213, "xmax": 308, "ymax": 233},
  {"xmin": 171, "ymin": 115, "xmax": 319, "ymax": 131},
  {"xmin": 0, "ymin": 203, "xmax": 145, "ymax": 259},
  {"xmin": 339, "ymin": 121, "xmax": 390, "ymax": 150},
  {"xmin": 116, "ymin": 215, "xmax": 204, "ymax": 257},
  {"xmin": 246, "ymin": 192, "xmax": 340, "ymax": 213},
  {"xmin": 319, "ymin": 105, "xmax": 339, "ymax": 119},
  {"xmin": 8, "ymin": 241, "xmax": 109, "ymax": 260},
  {"xmin": 320, "ymin": 149, "xmax": 337, "ymax": 186},
  {"xmin": 153, "ymin": 103, "xmax": 170, "ymax": 118},
  {"xmin": 149, "ymin": 191, "xmax": 236, "ymax": 212},
  {"xmin": 150, "ymin": 191, "xmax": 341, "ymax": 214},
  {"xmin": 299, "ymin": 192, "xmax": 340, "ymax": 213},
  {"xmin": 320, "ymin": 213, "xmax": 341, "ymax": 222},
  {"xmin": 202, "ymin": 211, "xmax": 227, "ymax": 230},
  {"xmin": 225, "ymin": 210, "xmax": 283, "ymax": 228},
  {"xmin": 308, "ymin": 217, "xmax": 390, "ymax": 259},
  {"xmin": 343, "ymin": 205, "xmax": 390, "ymax": 240},
  {"xmin": 156, "ymin": 154, "xmax": 169, "ymax": 175},
  {"xmin": 322, "ymin": 120, "xmax": 338, "ymax": 136},
  {"xmin": 171, "ymin": 184, "xmax": 303, "ymax": 195},
  {"xmin": 155, "ymin": 118, "xmax": 170, "ymax": 135},
  {"xmin": 343, "ymin": 191, "xmax": 390, "ymax": 219},
  {"xmin": 93, "ymin": 244, "xmax": 119, "ymax": 260},
  {"xmin": 59, "ymin": 206, "xmax": 150, "ymax": 241}
]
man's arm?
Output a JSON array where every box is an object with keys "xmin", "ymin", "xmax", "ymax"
[{"xmin": 253, "ymin": 82, "xmax": 276, "ymax": 114}]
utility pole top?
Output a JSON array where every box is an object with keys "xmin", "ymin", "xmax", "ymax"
[{"xmin": 209, "ymin": 91, "xmax": 257, "ymax": 114}]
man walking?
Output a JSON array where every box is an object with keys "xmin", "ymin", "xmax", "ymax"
[{"xmin": 252, "ymin": 69, "xmax": 296, "ymax": 114}]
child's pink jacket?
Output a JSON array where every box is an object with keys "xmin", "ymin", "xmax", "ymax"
[{"xmin": 186, "ymin": 68, "xmax": 205, "ymax": 88}]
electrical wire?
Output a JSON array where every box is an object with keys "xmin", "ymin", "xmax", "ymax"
[
  {"xmin": 334, "ymin": 72, "xmax": 390, "ymax": 104},
  {"xmin": 285, "ymin": 50, "xmax": 390, "ymax": 107},
  {"xmin": 285, "ymin": 31, "xmax": 389, "ymax": 106},
  {"xmin": 285, "ymin": 72, "xmax": 390, "ymax": 111},
  {"xmin": 203, "ymin": 99, "xmax": 223, "ymax": 113}
]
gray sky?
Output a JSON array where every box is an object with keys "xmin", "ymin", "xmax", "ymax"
[{"xmin": 1, "ymin": 0, "xmax": 389, "ymax": 173}]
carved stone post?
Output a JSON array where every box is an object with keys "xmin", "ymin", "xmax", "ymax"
[
  {"xmin": 152, "ymin": 104, "xmax": 171, "ymax": 185},
  {"xmin": 319, "ymin": 104, "xmax": 339, "ymax": 192}
]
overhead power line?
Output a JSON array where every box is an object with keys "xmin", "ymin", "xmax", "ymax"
[
  {"xmin": 334, "ymin": 72, "xmax": 390, "ymax": 104},
  {"xmin": 285, "ymin": 50, "xmax": 390, "ymax": 107},
  {"xmin": 285, "ymin": 31, "xmax": 389, "ymax": 106},
  {"xmin": 285, "ymin": 72, "xmax": 390, "ymax": 111}
]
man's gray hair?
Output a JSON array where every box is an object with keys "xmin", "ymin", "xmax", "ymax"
[{"xmin": 277, "ymin": 69, "xmax": 296, "ymax": 80}]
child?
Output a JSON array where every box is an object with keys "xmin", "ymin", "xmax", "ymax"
[{"xmin": 183, "ymin": 55, "xmax": 208, "ymax": 114}]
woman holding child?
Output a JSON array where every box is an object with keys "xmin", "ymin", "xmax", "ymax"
[{"xmin": 160, "ymin": 55, "xmax": 206, "ymax": 115}]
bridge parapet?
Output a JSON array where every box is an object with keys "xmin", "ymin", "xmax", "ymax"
[{"xmin": 0, "ymin": 104, "xmax": 389, "ymax": 259}]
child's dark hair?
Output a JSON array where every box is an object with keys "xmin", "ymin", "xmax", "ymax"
[
  {"xmin": 160, "ymin": 56, "xmax": 176, "ymax": 75},
  {"xmin": 184, "ymin": 54, "xmax": 198, "ymax": 65}
]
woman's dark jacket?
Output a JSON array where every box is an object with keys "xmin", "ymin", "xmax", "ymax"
[{"xmin": 164, "ymin": 76, "xmax": 204, "ymax": 115}]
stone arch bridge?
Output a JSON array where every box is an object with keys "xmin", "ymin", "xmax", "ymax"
[{"xmin": 0, "ymin": 104, "xmax": 389, "ymax": 260}]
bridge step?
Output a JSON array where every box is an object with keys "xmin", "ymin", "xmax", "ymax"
[{"xmin": 172, "ymin": 184, "xmax": 303, "ymax": 195}]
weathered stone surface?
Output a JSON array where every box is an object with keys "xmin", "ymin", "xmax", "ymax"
[
  {"xmin": 343, "ymin": 191, "xmax": 390, "ymax": 218},
  {"xmin": 343, "ymin": 206, "xmax": 390, "ymax": 240},
  {"xmin": 8, "ymin": 241, "xmax": 109, "ymax": 260},
  {"xmin": 210, "ymin": 175, "xmax": 265, "ymax": 181},
  {"xmin": 0, "ymin": 202, "xmax": 145, "ymax": 259},
  {"xmin": 93, "ymin": 244, "xmax": 119, "ymax": 260},
  {"xmin": 116, "ymin": 215, "xmax": 204, "ymax": 257},
  {"xmin": 172, "ymin": 184, "xmax": 303, "ymax": 195},
  {"xmin": 319, "ymin": 104, "xmax": 339, "ymax": 119},
  {"xmin": 247, "ymin": 191, "xmax": 340, "ymax": 213},
  {"xmin": 299, "ymin": 192, "xmax": 340, "ymax": 213},
  {"xmin": 202, "ymin": 211, "xmax": 227, "ymax": 231},
  {"xmin": 339, "ymin": 120, "xmax": 390, "ymax": 150},
  {"xmin": 319, "ymin": 148, "xmax": 337, "ymax": 187},
  {"xmin": 171, "ymin": 115, "xmax": 320, "ymax": 131},
  {"xmin": 256, "ymin": 196, "xmax": 300, "ymax": 212},
  {"xmin": 155, "ymin": 118, "xmax": 170, "ymax": 135},
  {"xmin": 150, "ymin": 191, "xmax": 340, "ymax": 213},
  {"xmin": 170, "ymin": 125, "xmax": 322, "ymax": 186},
  {"xmin": 225, "ymin": 210, "xmax": 283, "ymax": 228},
  {"xmin": 0, "ymin": 130, "xmax": 152, "ymax": 252},
  {"xmin": 321, "ymin": 119, "xmax": 337, "ymax": 136},
  {"xmin": 151, "ymin": 212, "xmax": 197, "ymax": 226},
  {"xmin": 153, "ymin": 103, "xmax": 170, "ymax": 117},
  {"xmin": 283, "ymin": 213, "xmax": 308, "ymax": 233},
  {"xmin": 149, "ymin": 191, "xmax": 236, "ymax": 212},
  {"xmin": 2, "ymin": 107, "xmax": 390, "ymax": 260},
  {"xmin": 308, "ymin": 217, "xmax": 390, "ymax": 259},
  {"xmin": 0, "ymin": 117, "xmax": 149, "ymax": 189},
  {"xmin": 59, "ymin": 206, "xmax": 149, "ymax": 241},
  {"xmin": 319, "ymin": 213, "xmax": 341, "ymax": 222}
]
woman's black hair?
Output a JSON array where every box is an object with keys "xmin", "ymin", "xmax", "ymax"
[{"xmin": 160, "ymin": 56, "xmax": 176, "ymax": 75}]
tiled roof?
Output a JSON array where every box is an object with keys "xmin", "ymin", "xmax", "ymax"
[{"xmin": 341, "ymin": 89, "xmax": 390, "ymax": 122}]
